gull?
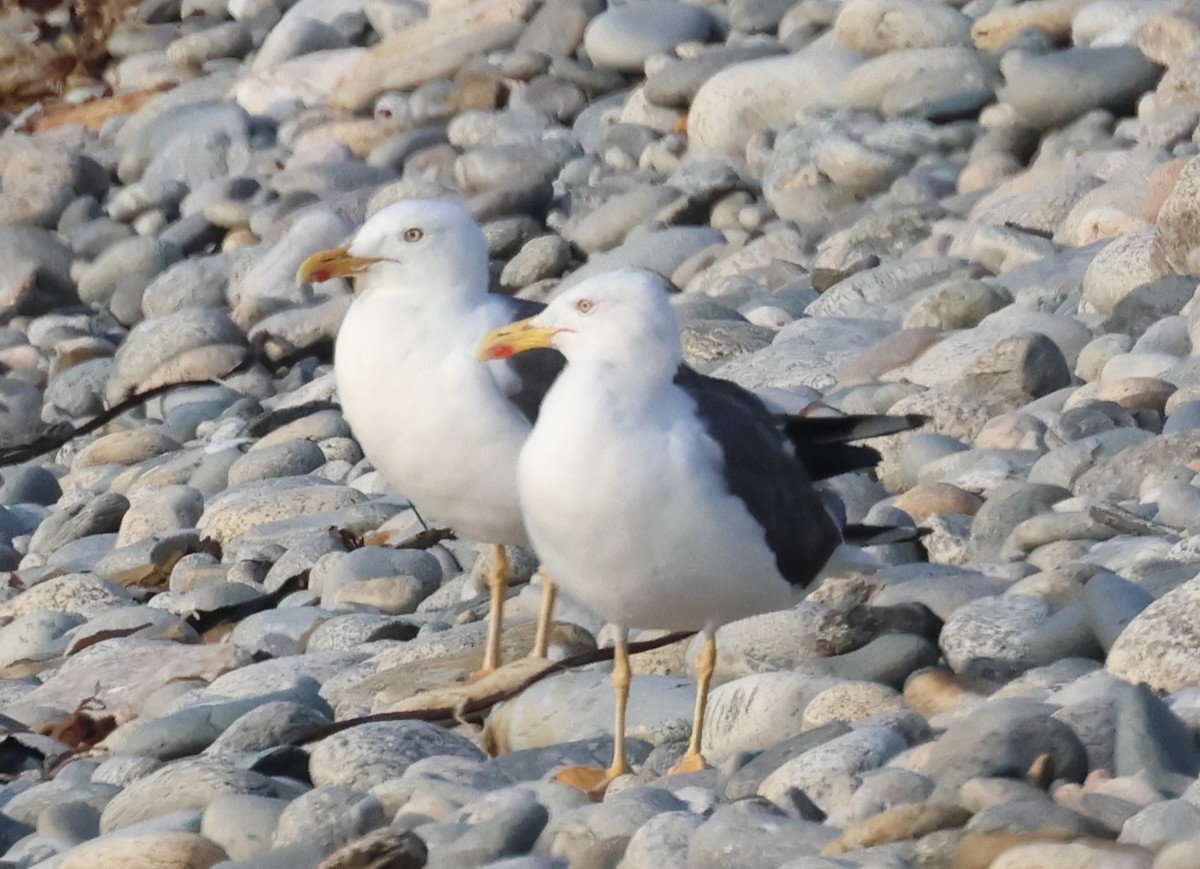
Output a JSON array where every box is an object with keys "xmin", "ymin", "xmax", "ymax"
[
  {"xmin": 296, "ymin": 199, "xmax": 564, "ymax": 675},
  {"xmin": 477, "ymin": 268, "xmax": 923, "ymax": 792}
]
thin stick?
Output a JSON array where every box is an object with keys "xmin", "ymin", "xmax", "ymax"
[
  {"xmin": 295, "ymin": 629, "xmax": 696, "ymax": 744},
  {"xmin": 0, "ymin": 354, "xmax": 254, "ymax": 468}
]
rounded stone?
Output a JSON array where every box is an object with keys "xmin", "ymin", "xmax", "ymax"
[
  {"xmin": 227, "ymin": 439, "xmax": 327, "ymax": 486},
  {"xmin": 98, "ymin": 757, "xmax": 305, "ymax": 833},
  {"xmin": 801, "ymin": 682, "xmax": 904, "ymax": 730},
  {"xmin": 1108, "ymin": 575, "xmax": 1200, "ymax": 692},
  {"xmin": 314, "ymin": 546, "xmax": 442, "ymax": 615},
  {"xmin": 835, "ymin": 0, "xmax": 972, "ymax": 55},
  {"xmin": 273, "ymin": 786, "xmax": 388, "ymax": 852},
  {"xmin": 701, "ymin": 671, "xmax": 840, "ymax": 762},
  {"xmin": 58, "ymin": 832, "xmax": 226, "ymax": 869},
  {"xmin": 77, "ymin": 237, "xmax": 182, "ymax": 307},
  {"xmin": 757, "ymin": 726, "xmax": 908, "ymax": 815},
  {"xmin": 308, "ymin": 721, "xmax": 485, "ymax": 790},
  {"xmin": 584, "ymin": 2, "xmax": 715, "ymax": 73},
  {"xmin": 200, "ymin": 794, "xmax": 289, "ymax": 861},
  {"xmin": 939, "ymin": 595, "xmax": 1049, "ymax": 676}
]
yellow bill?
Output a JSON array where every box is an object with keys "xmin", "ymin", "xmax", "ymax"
[
  {"xmin": 477, "ymin": 318, "xmax": 561, "ymax": 361},
  {"xmin": 295, "ymin": 246, "xmax": 382, "ymax": 284}
]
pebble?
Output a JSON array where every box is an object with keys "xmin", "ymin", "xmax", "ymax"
[
  {"xmin": 98, "ymin": 757, "xmax": 307, "ymax": 833},
  {"xmin": 483, "ymin": 670, "xmax": 695, "ymax": 755},
  {"xmin": 686, "ymin": 802, "xmax": 837, "ymax": 868},
  {"xmin": 0, "ymin": 225, "xmax": 81, "ymax": 319},
  {"xmin": 424, "ymin": 787, "xmax": 549, "ymax": 866},
  {"xmin": 583, "ymin": 3, "xmax": 715, "ymax": 73},
  {"xmin": 688, "ymin": 43, "xmax": 861, "ymax": 164},
  {"xmin": 197, "ymin": 477, "xmax": 367, "ymax": 546},
  {"xmin": 924, "ymin": 702, "xmax": 1089, "ymax": 801},
  {"xmin": 1107, "ymin": 576, "xmax": 1200, "ymax": 692},
  {"xmin": 102, "ymin": 686, "xmax": 325, "ymax": 760},
  {"xmin": 1000, "ymin": 47, "xmax": 1165, "ymax": 132},
  {"xmin": 313, "ymin": 546, "xmax": 442, "ymax": 614},
  {"xmin": 701, "ymin": 671, "xmax": 839, "ymax": 761},
  {"xmin": 105, "ymin": 307, "xmax": 249, "ymax": 405},
  {"xmin": 835, "ymin": 0, "xmax": 972, "ymax": 55},
  {"xmin": 200, "ymin": 793, "xmax": 289, "ymax": 860},
  {"xmin": 24, "ymin": 638, "xmax": 242, "ymax": 715},
  {"xmin": 757, "ymin": 726, "xmax": 909, "ymax": 814},
  {"xmin": 57, "ymin": 831, "xmax": 227, "ymax": 869},
  {"xmin": 272, "ymin": 785, "xmax": 387, "ymax": 852},
  {"xmin": 309, "ymin": 721, "xmax": 485, "ymax": 789},
  {"xmin": 206, "ymin": 699, "xmax": 332, "ymax": 755}
]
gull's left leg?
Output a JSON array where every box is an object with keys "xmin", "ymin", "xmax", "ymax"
[
  {"xmin": 476, "ymin": 544, "xmax": 510, "ymax": 677},
  {"xmin": 531, "ymin": 571, "xmax": 557, "ymax": 659},
  {"xmin": 553, "ymin": 628, "xmax": 633, "ymax": 796},
  {"xmin": 669, "ymin": 627, "xmax": 716, "ymax": 775}
]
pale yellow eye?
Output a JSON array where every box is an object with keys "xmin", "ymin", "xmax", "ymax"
[
  {"xmin": 403, "ymin": 228, "xmax": 423, "ymax": 242},
  {"xmin": 576, "ymin": 298, "xmax": 595, "ymax": 314}
]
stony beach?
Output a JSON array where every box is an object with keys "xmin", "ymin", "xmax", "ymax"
[{"xmin": 3, "ymin": 0, "xmax": 1200, "ymax": 866}]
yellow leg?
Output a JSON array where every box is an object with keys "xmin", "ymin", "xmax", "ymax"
[
  {"xmin": 553, "ymin": 630, "xmax": 633, "ymax": 796},
  {"xmin": 479, "ymin": 544, "xmax": 509, "ymax": 676},
  {"xmin": 669, "ymin": 629, "xmax": 716, "ymax": 775},
  {"xmin": 608, "ymin": 632, "xmax": 633, "ymax": 779},
  {"xmin": 532, "ymin": 572, "xmax": 557, "ymax": 659}
]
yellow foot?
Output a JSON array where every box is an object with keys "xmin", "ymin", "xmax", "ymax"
[
  {"xmin": 552, "ymin": 765, "xmax": 630, "ymax": 799},
  {"xmin": 667, "ymin": 753, "xmax": 708, "ymax": 775}
]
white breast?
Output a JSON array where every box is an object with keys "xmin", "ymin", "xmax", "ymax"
[
  {"xmin": 518, "ymin": 371, "xmax": 795, "ymax": 632},
  {"xmin": 335, "ymin": 292, "xmax": 533, "ymax": 545}
]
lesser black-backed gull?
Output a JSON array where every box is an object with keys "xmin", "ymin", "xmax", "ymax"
[{"xmin": 477, "ymin": 268, "xmax": 923, "ymax": 791}]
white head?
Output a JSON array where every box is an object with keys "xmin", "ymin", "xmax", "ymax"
[
  {"xmin": 478, "ymin": 269, "xmax": 683, "ymax": 381},
  {"xmin": 295, "ymin": 199, "xmax": 489, "ymax": 301}
]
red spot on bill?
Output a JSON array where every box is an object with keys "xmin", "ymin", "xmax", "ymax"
[
  {"xmin": 483, "ymin": 343, "xmax": 516, "ymax": 360},
  {"xmin": 311, "ymin": 268, "xmax": 332, "ymax": 282}
]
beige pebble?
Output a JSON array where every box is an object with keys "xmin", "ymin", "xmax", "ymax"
[
  {"xmin": 903, "ymin": 667, "xmax": 984, "ymax": 719},
  {"xmin": 802, "ymin": 681, "xmax": 903, "ymax": 730},
  {"xmin": 1063, "ymin": 378, "xmax": 1176, "ymax": 413},
  {"xmin": 990, "ymin": 840, "xmax": 1153, "ymax": 869},
  {"xmin": 971, "ymin": 0, "xmax": 1092, "ymax": 51},
  {"xmin": 293, "ymin": 119, "xmax": 405, "ymax": 158},
  {"xmin": 1138, "ymin": 11, "xmax": 1200, "ymax": 69},
  {"xmin": 839, "ymin": 328, "xmax": 944, "ymax": 388},
  {"xmin": 893, "ymin": 482, "xmax": 983, "ymax": 521},
  {"xmin": 1140, "ymin": 157, "xmax": 1190, "ymax": 223},
  {"xmin": 60, "ymin": 833, "xmax": 226, "ymax": 869},
  {"xmin": 73, "ymin": 428, "xmax": 182, "ymax": 470},
  {"xmin": 824, "ymin": 801, "xmax": 971, "ymax": 855}
]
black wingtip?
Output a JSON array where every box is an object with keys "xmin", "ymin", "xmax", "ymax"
[
  {"xmin": 782, "ymin": 412, "xmax": 928, "ymax": 445},
  {"xmin": 843, "ymin": 523, "xmax": 930, "ymax": 547},
  {"xmin": 783, "ymin": 412, "xmax": 927, "ymax": 479}
]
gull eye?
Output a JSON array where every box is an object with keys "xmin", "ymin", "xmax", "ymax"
[
  {"xmin": 403, "ymin": 228, "xmax": 423, "ymax": 243},
  {"xmin": 575, "ymin": 298, "xmax": 595, "ymax": 314}
]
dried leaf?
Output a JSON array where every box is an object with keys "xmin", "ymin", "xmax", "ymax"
[{"xmin": 36, "ymin": 692, "xmax": 116, "ymax": 751}]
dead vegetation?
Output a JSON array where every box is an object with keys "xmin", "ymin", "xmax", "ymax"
[{"xmin": 0, "ymin": 0, "xmax": 140, "ymax": 115}]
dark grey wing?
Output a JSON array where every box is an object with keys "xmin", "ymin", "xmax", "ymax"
[
  {"xmin": 675, "ymin": 367, "xmax": 842, "ymax": 588},
  {"xmin": 504, "ymin": 296, "xmax": 548, "ymax": 320},
  {"xmin": 493, "ymin": 295, "xmax": 566, "ymax": 425}
]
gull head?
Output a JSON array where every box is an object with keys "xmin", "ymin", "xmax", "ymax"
[
  {"xmin": 478, "ymin": 269, "xmax": 683, "ymax": 374},
  {"xmin": 295, "ymin": 199, "xmax": 489, "ymax": 298}
]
